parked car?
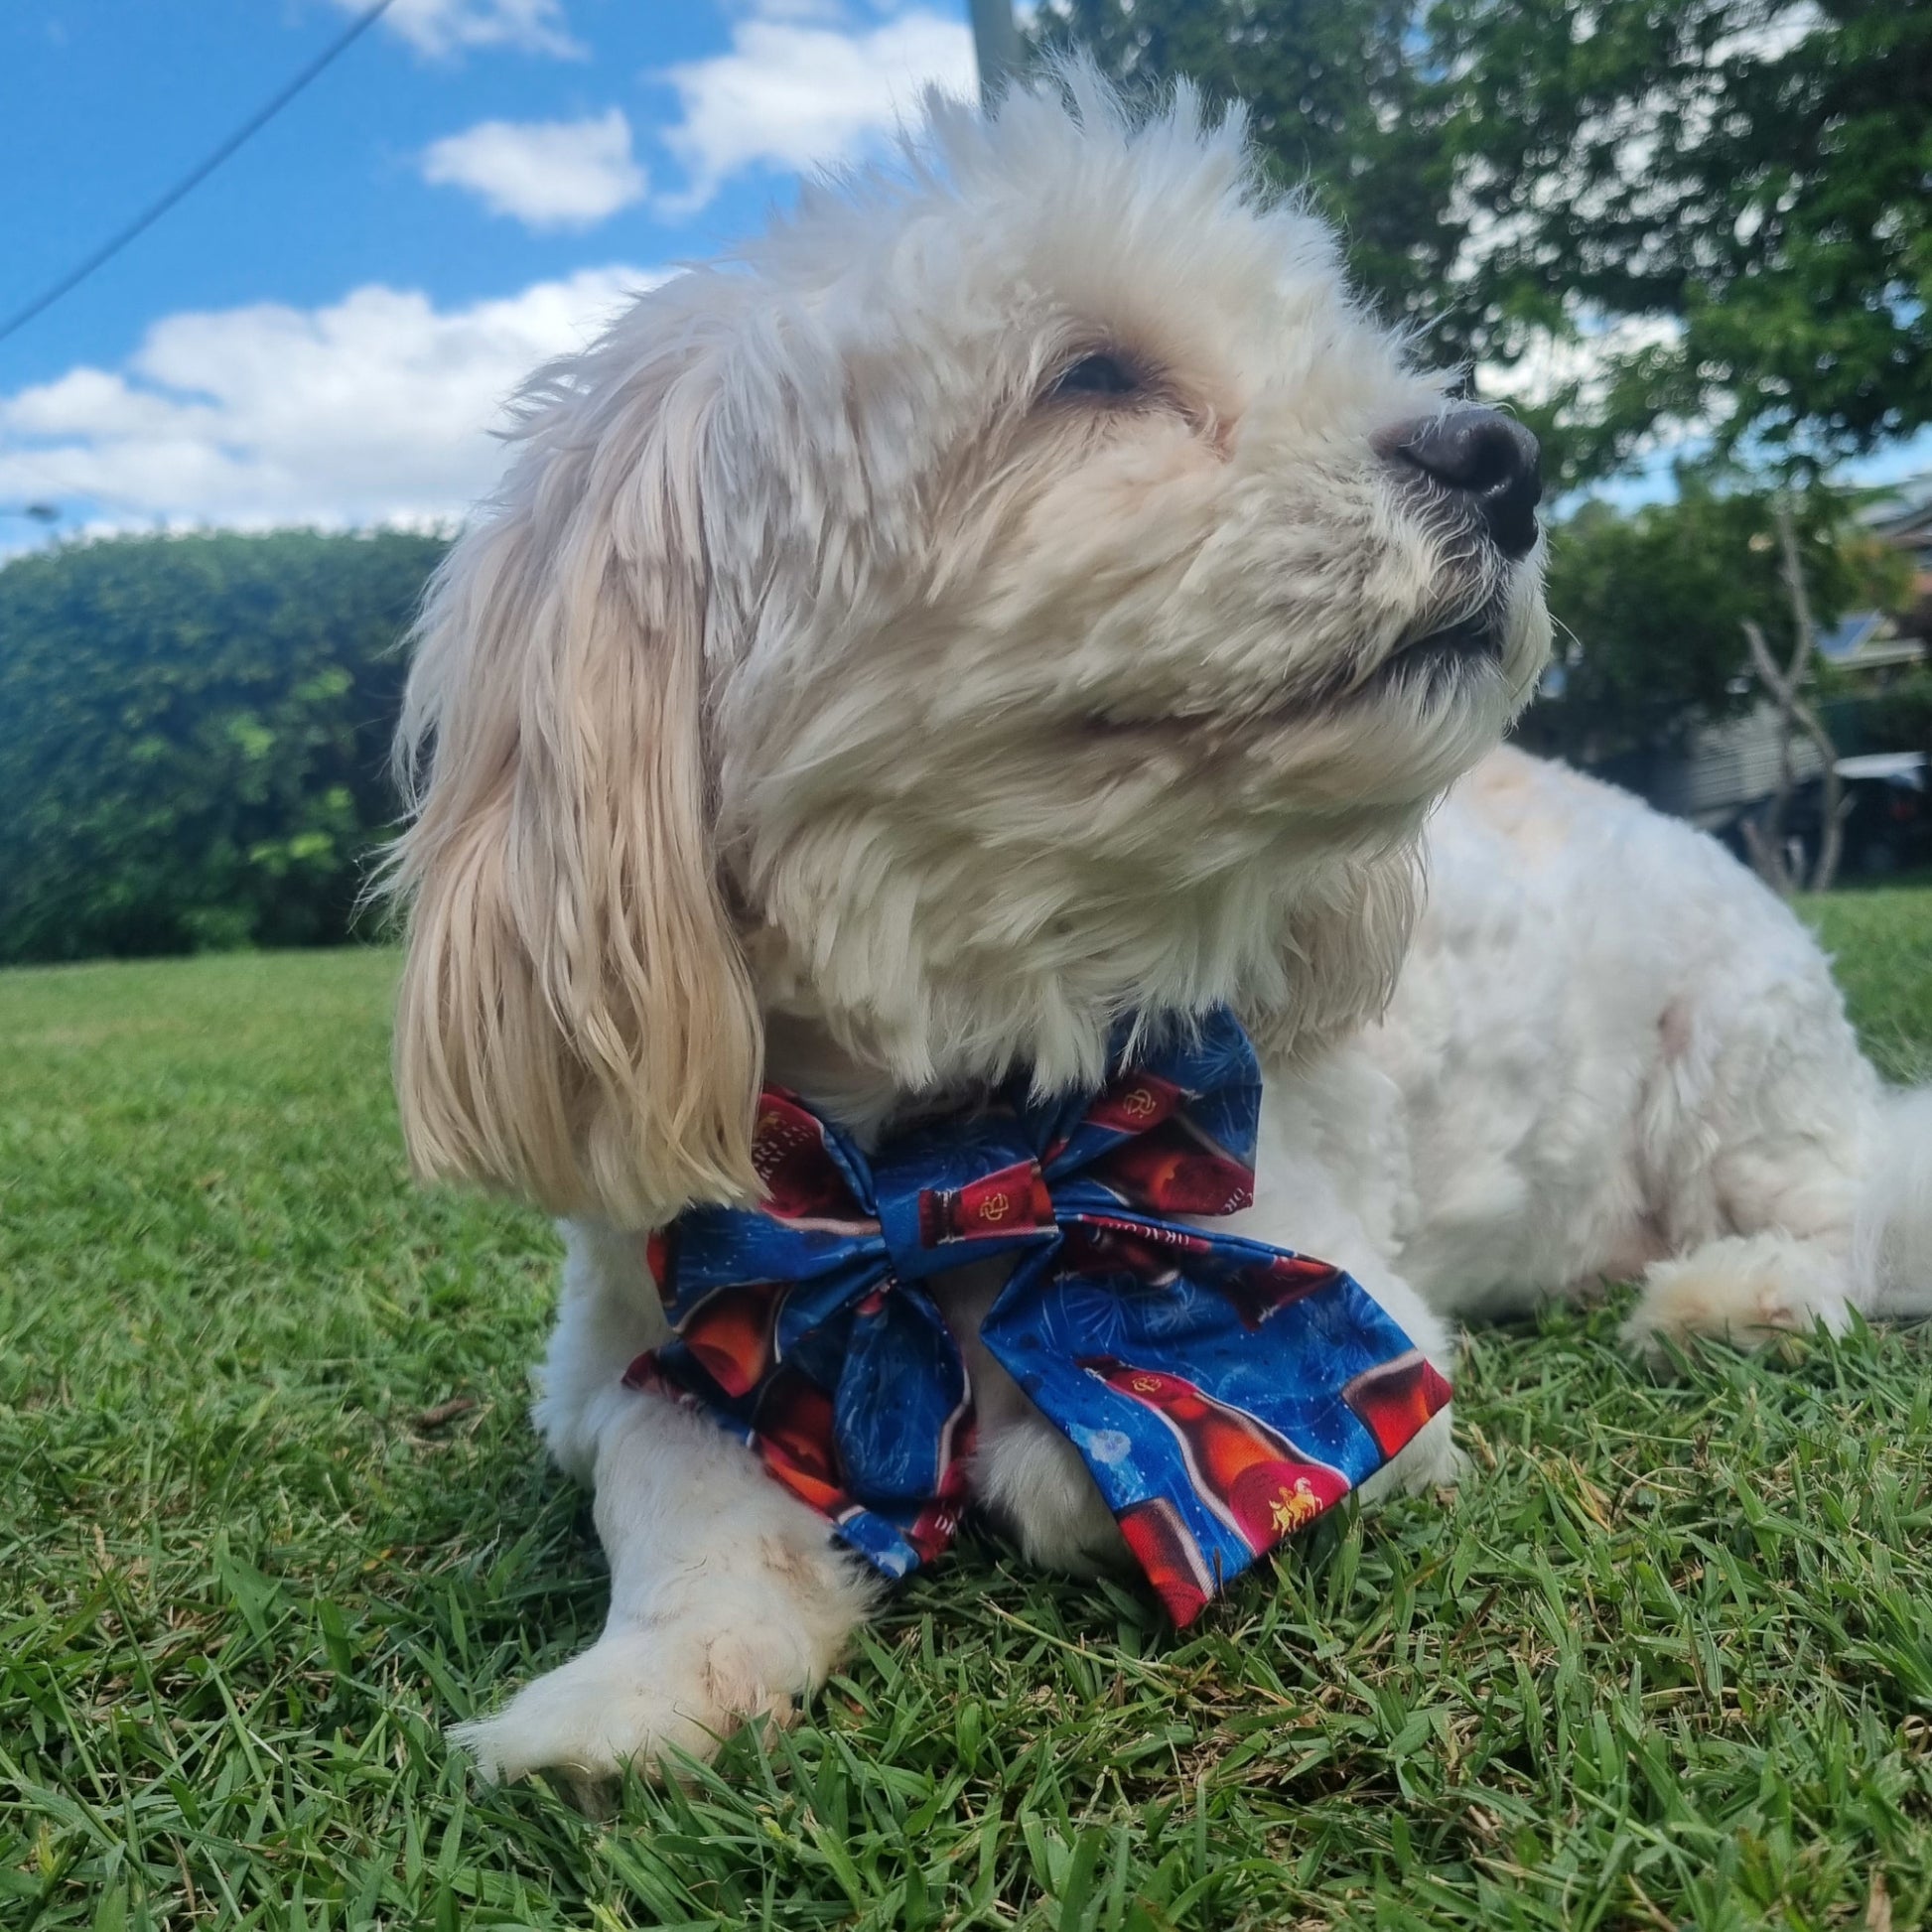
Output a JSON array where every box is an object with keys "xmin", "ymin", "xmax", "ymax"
[{"xmin": 1716, "ymin": 752, "xmax": 1930, "ymax": 880}]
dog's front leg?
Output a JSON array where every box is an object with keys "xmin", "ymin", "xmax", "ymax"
[
  {"xmin": 455, "ymin": 1387, "xmax": 878, "ymax": 1787},
  {"xmin": 454, "ymin": 1225, "xmax": 878, "ymax": 1788}
]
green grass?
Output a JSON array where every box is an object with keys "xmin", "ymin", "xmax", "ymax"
[
  {"xmin": 3, "ymin": 894, "xmax": 1931, "ymax": 1931},
  {"xmin": 1803, "ymin": 891, "xmax": 1932, "ymax": 1087}
]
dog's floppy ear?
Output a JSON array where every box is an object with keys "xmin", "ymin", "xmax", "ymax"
[{"xmin": 387, "ymin": 319, "xmax": 762, "ymax": 1227}]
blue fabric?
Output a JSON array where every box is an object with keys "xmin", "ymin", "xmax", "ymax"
[{"xmin": 623, "ymin": 1008, "xmax": 1449, "ymax": 1622}]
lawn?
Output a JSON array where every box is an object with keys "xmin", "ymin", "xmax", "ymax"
[{"xmin": 3, "ymin": 893, "xmax": 1931, "ymax": 1931}]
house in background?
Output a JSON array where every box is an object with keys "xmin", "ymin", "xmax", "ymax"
[
  {"xmin": 1585, "ymin": 475, "xmax": 1931, "ymax": 872},
  {"xmin": 1648, "ymin": 708, "xmax": 1829, "ymax": 829},
  {"xmin": 1869, "ymin": 473, "xmax": 1932, "ymax": 642},
  {"xmin": 1814, "ymin": 607, "xmax": 1926, "ymax": 679},
  {"xmin": 1602, "ymin": 615, "xmax": 1925, "ymax": 835}
]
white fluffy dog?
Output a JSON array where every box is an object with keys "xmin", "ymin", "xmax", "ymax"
[{"xmin": 386, "ymin": 73, "xmax": 1932, "ymax": 1785}]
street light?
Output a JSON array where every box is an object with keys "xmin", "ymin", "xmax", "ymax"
[{"xmin": 969, "ymin": 0, "xmax": 1021, "ymax": 106}]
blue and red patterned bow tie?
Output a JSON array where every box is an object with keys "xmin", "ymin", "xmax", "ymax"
[{"xmin": 623, "ymin": 1009, "xmax": 1449, "ymax": 1624}]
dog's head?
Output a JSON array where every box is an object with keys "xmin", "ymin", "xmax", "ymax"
[{"xmin": 388, "ymin": 72, "xmax": 1551, "ymax": 1226}]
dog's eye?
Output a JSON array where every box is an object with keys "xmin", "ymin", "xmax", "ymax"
[{"xmin": 1047, "ymin": 352, "xmax": 1142, "ymax": 401}]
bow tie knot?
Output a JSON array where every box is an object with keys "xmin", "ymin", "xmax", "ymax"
[{"xmin": 879, "ymin": 1155, "xmax": 1054, "ymax": 1282}]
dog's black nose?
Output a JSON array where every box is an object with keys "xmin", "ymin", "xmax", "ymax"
[{"xmin": 1387, "ymin": 409, "xmax": 1543, "ymax": 560}]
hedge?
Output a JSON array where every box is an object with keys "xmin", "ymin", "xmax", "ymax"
[{"xmin": 0, "ymin": 529, "xmax": 447, "ymax": 964}]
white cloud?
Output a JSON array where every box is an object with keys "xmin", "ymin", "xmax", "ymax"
[
  {"xmin": 335, "ymin": 0, "xmax": 583, "ymax": 60},
  {"xmin": 656, "ymin": 5, "xmax": 975, "ymax": 213},
  {"xmin": 422, "ymin": 110, "xmax": 647, "ymax": 229},
  {"xmin": 0, "ymin": 267, "xmax": 659, "ymax": 536},
  {"xmin": 1481, "ymin": 312, "xmax": 1686, "ymax": 417}
]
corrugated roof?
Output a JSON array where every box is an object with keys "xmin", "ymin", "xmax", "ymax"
[{"xmin": 1816, "ymin": 611, "xmax": 1887, "ymax": 660}]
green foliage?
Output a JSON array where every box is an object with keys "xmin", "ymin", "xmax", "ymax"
[
  {"xmin": 1520, "ymin": 478, "xmax": 1907, "ymax": 761},
  {"xmin": 1033, "ymin": 0, "xmax": 1469, "ymax": 359},
  {"xmin": 3, "ymin": 920, "xmax": 1931, "ymax": 1927},
  {"xmin": 1440, "ymin": 0, "xmax": 1932, "ymax": 479},
  {"xmin": 1859, "ymin": 669, "xmax": 1932, "ymax": 763},
  {"xmin": 1035, "ymin": 0, "xmax": 1932, "ymax": 485},
  {"xmin": 0, "ymin": 530, "xmax": 446, "ymax": 965}
]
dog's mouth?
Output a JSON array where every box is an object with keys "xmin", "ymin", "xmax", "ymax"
[
  {"xmin": 1374, "ymin": 612, "xmax": 1503, "ymax": 682},
  {"xmin": 1075, "ymin": 611, "xmax": 1507, "ymax": 743}
]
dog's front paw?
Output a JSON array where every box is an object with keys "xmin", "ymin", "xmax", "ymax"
[
  {"xmin": 1623, "ymin": 1234, "xmax": 1852, "ymax": 1361},
  {"xmin": 452, "ymin": 1621, "xmax": 795, "ymax": 1788}
]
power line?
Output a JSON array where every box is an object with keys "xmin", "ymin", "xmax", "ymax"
[{"xmin": 0, "ymin": 0, "xmax": 397, "ymax": 348}]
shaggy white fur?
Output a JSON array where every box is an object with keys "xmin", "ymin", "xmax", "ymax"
[
  {"xmin": 386, "ymin": 71, "xmax": 1931, "ymax": 1786},
  {"xmin": 1368, "ymin": 748, "xmax": 1932, "ymax": 1350}
]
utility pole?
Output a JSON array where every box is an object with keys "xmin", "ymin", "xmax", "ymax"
[{"xmin": 968, "ymin": 0, "xmax": 1022, "ymax": 107}]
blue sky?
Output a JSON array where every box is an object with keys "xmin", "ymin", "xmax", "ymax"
[
  {"xmin": 0, "ymin": 0, "xmax": 975, "ymax": 548},
  {"xmin": 0, "ymin": 0, "xmax": 1923, "ymax": 554}
]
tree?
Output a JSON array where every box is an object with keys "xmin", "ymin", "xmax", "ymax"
[
  {"xmin": 1440, "ymin": 0, "xmax": 1932, "ymax": 481},
  {"xmin": 1035, "ymin": 0, "xmax": 1932, "ymax": 486},
  {"xmin": 0, "ymin": 530, "xmax": 446, "ymax": 964},
  {"xmin": 1031, "ymin": 0, "xmax": 1472, "ymax": 358},
  {"xmin": 1519, "ymin": 476, "xmax": 1908, "ymax": 764},
  {"xmin": 1738, "ymin": 500, "xmax": 1847, "ymax": 895}
]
